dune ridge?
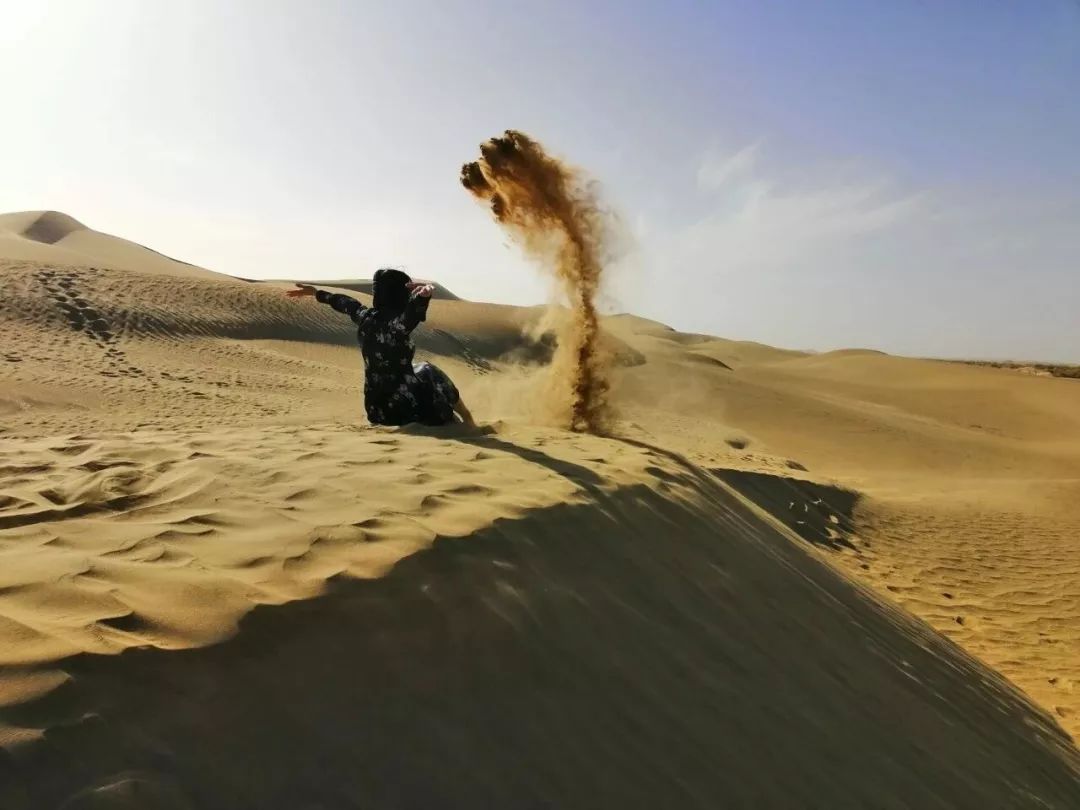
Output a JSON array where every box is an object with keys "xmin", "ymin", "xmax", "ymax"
[
  {"xmin": 16, "ymin": 211, "xmax": 88, "ymax": 245},
  {"xmin": 3, "ymin": 430, "xmax": 1079, "ymax": 808},
  {"xmin": 0, "ymin": 212, "xmax": 221, "ymax": 280}
]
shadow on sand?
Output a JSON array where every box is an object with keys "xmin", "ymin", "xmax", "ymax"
[{"xmin": 4, "ymin": 456, "xmax": 1079, "ymax": 809}]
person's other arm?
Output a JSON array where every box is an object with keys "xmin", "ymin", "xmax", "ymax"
[
  {"xmin": 401, "ymin": 282, "xmax": 435, "ymax": 332},
  {"xmin": 287, "ymin": 283, "xmax": 367, "ymax": 323}
]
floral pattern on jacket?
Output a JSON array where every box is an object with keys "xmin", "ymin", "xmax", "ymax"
[{"xmin": 315, "ymin": 289, "xmax": 431, "ymax": 425}]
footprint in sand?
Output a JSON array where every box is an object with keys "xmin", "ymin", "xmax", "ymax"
[{"xmin": 36, "ymin": 269, "xmax": 145, "ymax": 379}]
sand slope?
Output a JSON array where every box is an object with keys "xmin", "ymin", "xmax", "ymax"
[
  {"xmin": 3, "ymin": 433, "xmax": 1080, "ymax": 808},
  {"xmin": 3, "ymin": 213, "xmax": 1080, "ymax": 807},
  {"xmin": 613, "ymin": 328, "xmax": 1080, "ymax": 738},
  {"xmin": 0, "ymin": 212, "xmax": 222, "ymax": 280}
]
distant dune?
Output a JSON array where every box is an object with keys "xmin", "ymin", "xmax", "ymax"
[
  {"xmin": 2, "ymin": 211, "xmax": 1080, "ymax": 808},
  {"xmin": 942, "ymin": 358, "xmax": 1080, "ymax": 380},
  {"xmin": 0, "ymin": 211, "xmax": 222, "ymax": 279}
]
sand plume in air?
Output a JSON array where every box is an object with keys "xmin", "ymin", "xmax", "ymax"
[{"xmin": 461, "ymin": 130, "xmax": 613, "ymax": 433}]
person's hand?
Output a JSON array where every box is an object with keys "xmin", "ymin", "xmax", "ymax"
[
  {"xmin": 407, "ymin": 281, "xmax": 435, "ymax": 298},
  {"xmin": 286, "ymin": 283, "xmax": 317, "ymax": 298}
]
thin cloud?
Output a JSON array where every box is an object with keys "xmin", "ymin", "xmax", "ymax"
[
  {"xmin": 696, "ymin": 141, "xmax": 762, "ymax": 191},
  {"xmin": 615, "ymin": 140, "xmax": 1080, "ymax": 361},
  {"xmin": 670, "ymin": 143, "xmax": 921, "ymax": 273}
]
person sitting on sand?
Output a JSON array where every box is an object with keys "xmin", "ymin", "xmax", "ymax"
[{"xmin": 287, "ymin": 269, "xmax": 474, "ymax": 427}]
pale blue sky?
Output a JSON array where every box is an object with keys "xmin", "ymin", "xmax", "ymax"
[{"xmin": 2, "ymin": 1, "xmax": 1078, "ymax": 360}]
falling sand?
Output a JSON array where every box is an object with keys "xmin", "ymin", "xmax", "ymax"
[{"xmin": 462, "ymin": 130, "xmax": 612, "ymax": 433}]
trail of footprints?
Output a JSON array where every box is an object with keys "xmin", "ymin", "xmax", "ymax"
[
  {"xmin": 36, "ymin": 268, "xmax": 145, "ymax": 380},
  {"xmin": 32, "ymin": 268, "xmax": 285, "ymax": 413}
]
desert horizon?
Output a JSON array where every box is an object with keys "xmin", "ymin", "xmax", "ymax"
[{"xmin": 8, "ymin": 208, "xmax": 1078, "ymax": 370}]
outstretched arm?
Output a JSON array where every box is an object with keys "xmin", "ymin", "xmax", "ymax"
[{"xmin": 287, "ymin": 283, "xmax": 367, "ymax": 323}]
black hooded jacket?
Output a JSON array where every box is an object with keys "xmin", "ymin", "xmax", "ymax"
[{"xmin": 314, "ymin": 286, "xmax": 430, "ymax": 425}]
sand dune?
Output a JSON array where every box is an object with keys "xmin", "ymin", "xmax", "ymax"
[
  {"xmin": 0, "ymin": 212, "xmax": 222, "ymax": 280},
  {"xmin": 2, "ymin": 213, "xmax": 1080, "ymax": 807},
  {"xmin": 5, "ymin": 434, "xmax": 1080, "ymax": 808}
]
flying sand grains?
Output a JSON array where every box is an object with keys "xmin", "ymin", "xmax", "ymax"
[{"xmin": 461, "ymin": 130, "xmax": 613, "ymax": 433}]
